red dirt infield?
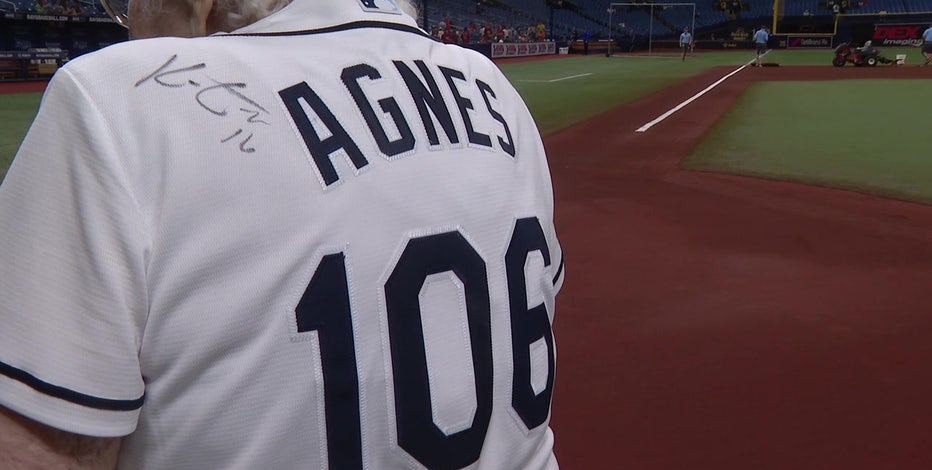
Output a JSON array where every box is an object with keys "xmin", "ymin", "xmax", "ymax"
[
  {"xmin": 548, "ymin": 64, "xmax": 932, "ymax": 469},
  {"xmin": 0, "ymin": 80, "xmax": 48, "ymax": 94}
]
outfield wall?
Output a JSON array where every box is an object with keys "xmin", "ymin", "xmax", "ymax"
[
  {"xmin": 0, "ymin": 13, "xmax": 126, "ymax": 58},
  {"xmin": 841, "ymin": 18, "xmax": 932, "ymax": 46},
  {"xmin": 462, "ymin": 42, "xmax": 557, "ymax": 59},
  {"xmin": 774, "ymin": 12, "xmax": 932, "ymax": 47}
]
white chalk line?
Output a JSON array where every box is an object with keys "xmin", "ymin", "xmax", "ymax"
[
  {"xmin": 519, "ymin": 72, "xmax": 593, "ymax": 83},
  {"xmin": 635, "ymin": 51, "xmax": 770, "ymax": 133},
  {"xmin": 610, "ymin": 55, "xmax": 686, "ymax": 59},
  {"xmin": 548, "ymin": 72, "xmax": 593, "ymax": 82}
]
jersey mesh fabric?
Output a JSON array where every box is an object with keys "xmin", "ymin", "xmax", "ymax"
[{"xmin": 0, "ymin": 1, "xmax": 563, "ymax": 469}]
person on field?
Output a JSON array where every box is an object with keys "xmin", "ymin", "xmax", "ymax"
[
  {"xmin": 0, "ymin": 0, "xmax": 564, "ymax": 468},
  {"xmin": 753, "ymin": 25, "xmax": 769, "ymax": 66},
  {"xmin": 679, "ymin": 26, "xmax": 693, "ymax": 61},
  {"xmin": 922, "ymin": 24, "xmax": 932, "ymax": 65}
]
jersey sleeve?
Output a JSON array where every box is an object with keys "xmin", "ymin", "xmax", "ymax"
[
  {"xmin": 0, "ymin": 68, "xmax": 148, "ymax": 437},
  {"xmin": 507, "ymin": 74, "xmax": 565, "ymax": 296}
]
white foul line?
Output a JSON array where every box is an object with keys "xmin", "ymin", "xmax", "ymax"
[
  {"xmin": 635, "ymin": 51, "xmax": 769, "ymax": 133},
  {"xmin": 548, "ymin": 72, "xmax": 593, "ymax": 82},
  {"xmin": 518, "ymin": 72, "xmax": 593, "ymax": 83}
]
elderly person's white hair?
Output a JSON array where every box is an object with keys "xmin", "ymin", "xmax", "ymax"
[
  {"xmin": 211, "ymin": 0, "xmax": 292, "ymax": 31},
  {"xmin": 131, "ymin": 0, "xmax": 419, "ymax": 39},
  {"xmin": 215, "ymin": 0, "xmax": 418, "ymax": 30}
]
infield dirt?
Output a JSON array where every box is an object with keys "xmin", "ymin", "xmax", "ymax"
[{"xmin": 548, "ymin": 64, "xmax": 932, "ymax": 469}]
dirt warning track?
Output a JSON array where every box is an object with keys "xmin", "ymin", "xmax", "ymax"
[{"xmin": 548, "ymin": 64, "xmax": 932, "ymax": 469}]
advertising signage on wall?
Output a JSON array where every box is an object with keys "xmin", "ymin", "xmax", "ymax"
[
  {"xmin": 490, "ymin": 41, "xmax": 556, "ymax": 58},
  {"xmin": 0, "ymin": 50, "xmax": 68, "ymax": 59},
  {"xmin": 787, "ymin": 36, "xmax": 833, "ymax": 48},
  {"xmin": 1, "ymin": 12, "xmax": 116, "ymax": 23},
  {"xmin": 872, "ymin": 24, "xmax": 925, "ymax": 46}
]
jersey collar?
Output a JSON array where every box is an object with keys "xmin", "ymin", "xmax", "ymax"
[{"xmin": 226, "ymin": 0, "xmax": 421, "ymax": 35}]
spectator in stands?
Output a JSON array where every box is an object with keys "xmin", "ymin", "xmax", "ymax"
[
  {"xmin": 35, "ymin": 0, "xmax": 65, "ymax": 14},
  {"xmin": 729, "ymin": 0, "xmax": 741, "ymax": 19},
  {"xmin": 441, "ymin": 26, "xmax": 457, "ymax": 44},
  {"xmin": 482, "ymin": 23, "xmax": 493, "ymax": 42},
  {"xmin": 33, "ymin": 0, "xmax": 50, "ymax": 14},
  {"xmin": 60, "ymin": 0, "xmax": 76, "ymax": 14},
  {"xmin": 62, "ymin": 0, "xmax": 83, "ymax": 16}
]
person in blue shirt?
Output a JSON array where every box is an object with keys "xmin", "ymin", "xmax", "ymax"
[
  {"xmin": 753, "ymin": 25, "xmax": 769, "ymax": 66},
  {"xmin": 679, "ymin": 27, "xmax": 693, "ymax": 61},
  {"xmin": 922, "ymin": 24, "xmax": 932, "ymax": 66}
]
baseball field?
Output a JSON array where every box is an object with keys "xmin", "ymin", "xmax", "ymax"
[
  {"xmin": 500, "ymin": 50, "xmax": 932, "ymax": 469},
  {"xmin": 2, "ymin": 47, "xmax": 932, "ymax": 467}
]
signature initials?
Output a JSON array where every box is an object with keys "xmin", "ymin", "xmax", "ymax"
[{"xmin": 136, "ymin": 54, "xmax": 270, "ymax": 153}]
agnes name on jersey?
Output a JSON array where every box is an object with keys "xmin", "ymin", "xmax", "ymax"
[{"xmin": 279, "ymin": 59, "xmax": 516, "ymax": 188}]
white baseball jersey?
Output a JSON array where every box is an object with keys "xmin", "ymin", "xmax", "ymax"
[{"xmin": 0, "ymin": 1, "xmax": 563, "ymax": 468}]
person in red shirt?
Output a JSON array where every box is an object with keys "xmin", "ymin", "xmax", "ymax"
[
  {"xmin": 441, "ymin": 27, "xmax": 457, "ymax": 44},
  {"xmin": 482, "ymin": 24, "xmax": 493, "ymax": 43}
]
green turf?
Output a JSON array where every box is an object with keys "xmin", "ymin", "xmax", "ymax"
[
  {"xmin": 0, "ymin": 92, "xmax": 42, "ymax": 183},
  {"xmin": 498, "ymin": 52, "xmax": 752, "ymax": 135},
  {"xmin": 683, "ymin": 79, "xmax": 932, "ymax": 204}
]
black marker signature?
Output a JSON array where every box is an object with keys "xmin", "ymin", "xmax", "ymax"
[{"xmin": 136, "ymin": 54, "xmax": 270, "ymax": 153}]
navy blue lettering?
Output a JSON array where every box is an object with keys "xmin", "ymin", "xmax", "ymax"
[
  {"xmin": 295, "ymin": 253, "xmax": 362, "ymax": 470},
  {"xmin": 393, "ymin": 60, "xmax": 460, "ymax": 146},
  {"xmin": 475, "ymin": 80, "xmax": 515, "ymax": 157},
  {"xmin": 385, "ymin": 232, "xmax": 493, "ymax": 469},
  {"xmin": 279, "ymin": 82, "xmax": 368, "ymax": 186},
  {"xmin": 294, "ymin": 223, "xmax": 555, "ymax": 467},
  {"xmin": 341, "ymin": 63, "xmax": 416, "ymax": 158},
  {"xmin": 439, "ymin": 66, "xmax": 492, "ymax": 149},
  {"xmin": 505, "ymin": 217, "xmax": 555, "ymax": 429}
]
